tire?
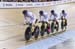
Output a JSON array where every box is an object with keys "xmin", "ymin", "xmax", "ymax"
[
  {"xmin": 51, "ymin": 22, "xmax": 54, "ymax": 33},
  {"xmin": 25, "ymin": 26, "xmax": 31, "ymax": 41},
  {"xmin": 34, "ymin": 26, "xmax": 40, "ymax": 39}
]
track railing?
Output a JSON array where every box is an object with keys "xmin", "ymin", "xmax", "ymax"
[{"xmin": 0, "ymin": 0, "xmax": 75, "ymax": 8}]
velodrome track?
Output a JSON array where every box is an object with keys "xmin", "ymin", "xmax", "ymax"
[
  {"xmin": 18, "ymin": 30, "xmax": 75, "ymax": 49},
  {"xmin": 0, "ymin": 2, "xmax": 75, "ymax": 49}
]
